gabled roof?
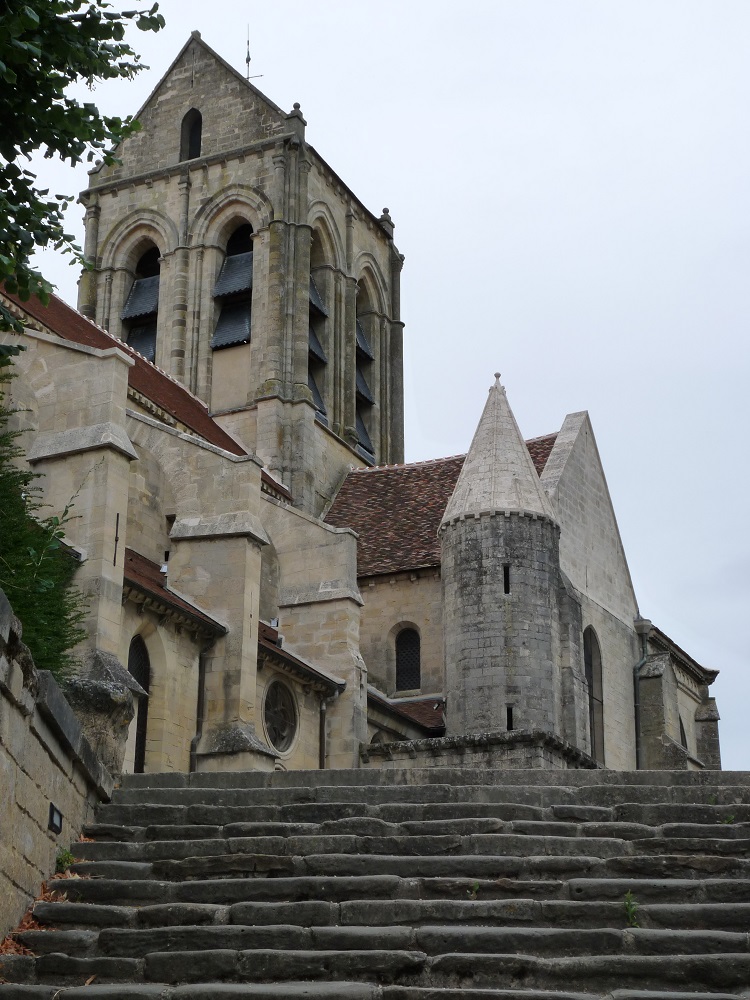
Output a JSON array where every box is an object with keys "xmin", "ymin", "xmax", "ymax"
[
  {"xmin": 89, "ymin": 31, "xmax": 286, "ymax": 176},
  {"xmin": 441, "ymin": 376, "xmax": 557, "ymax": 528},
  {"xmin": 324, "ymin": 434, "xmax": 557, "ymax": 578},
  {"xmin": 3, "ymin": 289, "xmax": 247, "ymax": 457}
]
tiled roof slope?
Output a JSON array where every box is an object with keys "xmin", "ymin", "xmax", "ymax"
[
  {"xmin": 368, "ymin": 690, "xmax": 446, "ymax": 735},
  {"xmin": 4, "ymin": 290, "xmax": 247, "ymax": 457},
  {"xmin": 325, "ymin": 433, "xmax": 557, "ymax": 577}
]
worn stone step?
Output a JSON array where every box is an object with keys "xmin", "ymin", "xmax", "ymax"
[
  {"xmin": 46, "ymin": 874, "xmax": 420, "ymax": 907},
  {"xmin": 116, "ymin": 768, "xmax": 750, "ymax": 790},
  {"xmin": 144, "ymin": 948, "xmax": 427, "ymax": 985},
  {"xmin": 0, "ymin": 986, "xmax": 379, "ymax": 1000},
  {"xmin": 69, "ymin": 849, "xmax": 750, "ymax": 886},
  {"xmin": 31, "ymin": 895, "xmax": 750, "ymax": 935},
  {"xmin": 18, "ymin": 923, "xmax": 750, "ymax": 963},
  {"xmin": 108, "ymin": 783, "xmax": 750, "ymax": 810},
  {"xmin": 96, "ymin": 797, "xmax": 750, "ymax": 831},
  {"xmin": 73, "ymin": 833, "xmax": 648, "ymax": 862},
  {"xmin": 428, "ymin": 952, "xmax": 750, "ymax": 992}
]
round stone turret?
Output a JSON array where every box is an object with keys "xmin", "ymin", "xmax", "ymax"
[{"xmin": 439, "ymin": 377, "xmax": 562, "ymax": 737}]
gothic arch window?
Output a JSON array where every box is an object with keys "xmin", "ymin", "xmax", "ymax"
[
  {"xmin": 396, "ymin": 627, "xmax": 421, "ymax": 691},
  {"xmin": 308, "ymin": 229, "xmax": 329, "ymax": 425},
  {"xmin": 180, "ymin": 108, "xmax": 202, "ymax": 161},
  {"xmin": 127, "ymin": 635, "xmax": 150, "ymax": 773},
  {"xmin": 211, "ymin": 223, "xmax": 253, "ymax": 350},
  {"xmin": 121, "ymin": 245, "xmax": 160, "ymax": 362},
  {"xmin": 583, "ymin": 626, "xmax": 605, "ymax": 764},
  {"xmin": 355, "ymin": 279, "xmax": 376, "ymax": 461}
]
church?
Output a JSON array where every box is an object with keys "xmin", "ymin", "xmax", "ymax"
[{"xmin": 1, "ymin": 32, "xmax": 720, "ymax": 776}]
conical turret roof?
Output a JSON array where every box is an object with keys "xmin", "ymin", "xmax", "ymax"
[{"xmin": 440, "ymin": 375, "xmax": 558, "ymax": 527}]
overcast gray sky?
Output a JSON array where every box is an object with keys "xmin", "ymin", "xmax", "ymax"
[{"xmin": 32, "ymin": 1, "xmax": 749, "ymax": 768}]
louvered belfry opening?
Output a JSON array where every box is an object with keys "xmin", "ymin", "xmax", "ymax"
[
  {"xmin": 121, "ymin": 246, "xmax": 160, "ymax": 363},
  {"xmin": 355, "ymin": 281, "xmax": 375, "ymax": 462},
  {"xmin": 308, "ymin": 231, "xmax": 329, "ymax": 425},
  {"xmin": 584, "ymin": 626, "xmax": 605, "ymax": 764},
  {"xmin": 212, "ymin": 223, "xmax": 253, "ymax": 350},
  {"xmin": 396, "ymin": 627, "xmax": 421, "ymax": 691},
  {"xmin": 127, "ymin": 635, "xmax": 151, "ymax": 774}
]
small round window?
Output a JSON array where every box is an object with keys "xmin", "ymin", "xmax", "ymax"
[{"xmin": 264, "ymin": 680, "xmax": 297, "ymax": 753}]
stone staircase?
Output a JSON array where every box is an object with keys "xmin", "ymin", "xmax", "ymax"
[{"xmin": 2, "ymin": 767, "xmax": 750, "ymax": 999}]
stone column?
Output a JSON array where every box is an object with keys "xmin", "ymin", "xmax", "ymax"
[
  {"xmin": 388, "ymin": 247, "xmax": 405, "ymax": 464},
  {"xmin": 78, "ymin": 198, "xmax": 101, "ymax": 320}
]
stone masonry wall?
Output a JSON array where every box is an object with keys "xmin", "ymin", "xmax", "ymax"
[
  {"xmin": 0, "ymin": 593, "xmax": 112, "ymax": 937},
  {"xmin": 361, "ymin": 731, "xmax": 597, "ymax": 771},
  {"xmin": 442, "ymin": 513, "xmax": 561, "ymax": 737},
  {"xmin": 358, "ymin": 570, "xmax": 444, "ymax": 696}
]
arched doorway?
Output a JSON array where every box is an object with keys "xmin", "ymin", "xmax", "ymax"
[{"xmin": 127, "ymin": 635, "xmax": 150, "ymax": 773}]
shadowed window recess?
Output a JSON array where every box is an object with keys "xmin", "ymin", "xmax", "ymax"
[
  {"xmin": 396, "ymin": 627, "xmax": 421, "ymax": 691},
  {"xmin": 308, "ymin": 276, "xmax": 328, "ymax": 424},
  {"xmin": 584, "ymin": 626, "xmax": 605, "ymax": 764},
  {"xmin": 355, "ymin": 317, "xmax": 375, "ymax": 460},
  {"xmin": 264, "ymin": 680, "xmax": 297, "ymax": 753},
  {"xmin": 212, "ymin": 224, "xmax": 253, "ymax": 350},
  {"xmin": 180, "ymin": 108, "xmax": 202, "ymax": 161},
  {"xmin": 127, "ymin": 635, "xmax": 150, "ymax": 773},
  {"xmin": 308, "ymin": 230, "xmax": 329, "ymax": 425},
  {"xmin": 121, "ymin": 246, "xmax": 160, "ymax": 363}
]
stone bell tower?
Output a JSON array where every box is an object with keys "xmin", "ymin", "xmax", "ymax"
[
  {"xmin": 439, "ymin": 375, "xmax": 563, "ymax": 736},
  {"xmin": 77, "ymin": 31, "xmax": 404, "ymax": 514}
]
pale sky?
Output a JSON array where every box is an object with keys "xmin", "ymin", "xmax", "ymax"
[{"xmin": 31, "ymin": 1, "xmax": 749, "ymax": 767}]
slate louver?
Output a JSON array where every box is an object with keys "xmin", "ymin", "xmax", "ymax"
[
  {"xmin": 211, "ymin": 301, "xmax": 251, "ymax": 350},
  {"xmin": 309, "ymin": 276, "xmax": 328, "ymax": 316},
  {"xmin": 126, "ymin": 321, "xmax": 157, "ymax": 363},
  {"xmin": 213, "ymin": 251, "xmax": 253, "ymax": 298},
  {"xmin": 121, "ymin": 275, "xmax": 159, "ymax": 320},
  {"xmin": 356, "ymin": 318, "xmax": 374, "ymax": 359},
  {"xmin": 308, "ymin": 325, "xmax": 328, "ymax": 363}
]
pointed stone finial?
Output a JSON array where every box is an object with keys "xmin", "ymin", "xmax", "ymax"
[
  {"xmin": 379, "ymin": 207, "xmax": 395, "ymax": 238},
  {"xmin": 440, "ymin": 379, "xmax": 557, "ymax": 527}
]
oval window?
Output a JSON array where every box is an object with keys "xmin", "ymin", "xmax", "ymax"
[{"xmin": 264, "ymin": 680, "xmax": 297, "ymax": 753}]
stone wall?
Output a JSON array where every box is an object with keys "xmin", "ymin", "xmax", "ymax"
[
  {"xmin": 542, "ymin": 412, "xmax": 641, "ymax": 768},
  {"xmin": 0, "ymin": 593, "xmax": 113, "ymax": 938},
  {"xmin": 361, "ymin": 730, "xmax": 597, "ymax": 771},
  {"xmin": 358, "ymin": 569, "xmax": 444, "ymax": 696}
]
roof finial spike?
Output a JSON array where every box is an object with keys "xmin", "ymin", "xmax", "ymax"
[
  {"xmin": 493, "ymin": 372, "xmax": 502, "ymax": 390},
  {"xmin": 245, "ymin": 25, "xmax": 251, "ymax": 80}
]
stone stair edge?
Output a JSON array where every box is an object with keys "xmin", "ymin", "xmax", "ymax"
[{"xmin": 116, "ymin": 768, "xmax": 750, "ymax": 791}]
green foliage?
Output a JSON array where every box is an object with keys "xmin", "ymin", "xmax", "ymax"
[
  {"xmin": 624, "ymin": 890, "xmax": 639, "ymax": 928},
  {"xmin": 0, "ymin": 367, "xmax": 87, "ymax": 678},
  {"xmin": 0, "ymin": 0, "xmax": 165, "ymax": 332},
  {"xmin": 55, "ymin": 847, "xmax": 75, "ymax": 873}
]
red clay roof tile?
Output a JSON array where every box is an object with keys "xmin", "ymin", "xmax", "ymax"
[{"xmin": 325, "ymin": 434, "xmax": 557, "ymax": 578}]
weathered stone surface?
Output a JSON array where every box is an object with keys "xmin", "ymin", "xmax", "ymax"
[
  {"xmin": 5, "ymin": 768, "xmax": 750, "ymax": 1000},
  {"xmin": 62, "ymin": 648, "xmax": 142, "ymax": 776}
]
